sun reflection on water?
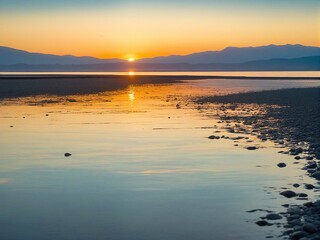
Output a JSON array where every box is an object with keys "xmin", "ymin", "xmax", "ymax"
[{"xmin": 128, "ymin": 87, "xmax": 135, "ymax": 102}]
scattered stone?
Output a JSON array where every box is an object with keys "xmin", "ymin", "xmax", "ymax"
[
  {"xmin": 302, "ymin": 223, "xmax": 317, "ymax": 234},
  {"xmin": 290, "ymin": 231, "xmax": 307, "ymax": 240},
  {"xmin": 304, "ymin": 184, "xmax": 315, "ymax": 190},
  {"xmin": 305, "ymin": 156, "xmax": 314, "ymax": 161},
  {"xmin": 294, "ymin": 156, "xmax": 301, "ymax": 160},
  {"xmin": 277, "ymin": 162, "xmax": 287, "ymax": 168},
  {"xmin": 64, "ymin": 153, "xmax": 72, "ymax": 157},
  {"xmin": 280, "ymin": 190, "xmax": 297, "ymax": 198},
  {"xmin": 246, "ymin": 146, "xmax": 257, "ymax": 150},
  {"xmin": 265, "ymin": 213, "xmax": 282, "ymax": 220},
  {"xmin": 297, "ymin": 193, "xmax": 308, "ymax": 198},
  {"xmin": 255, "ymin": 220, "xmax": 272, "ymax": 226},
  {"xmin": 293, "ymin": 184, "xmax": 300, "ymax": 188},
  {"xmin": 303, "ymin": 202, "xmax": 313, "ymax": 208},
  {"xmin": 306, "ymin": 162, "xmax": 317, "ymax": 168},
  {"xmin": 208, "ymin": 135, "xmax": 220, "ymax": 140}
]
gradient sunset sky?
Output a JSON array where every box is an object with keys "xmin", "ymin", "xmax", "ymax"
[{"xmin": 0, "ymin": 0, "xmax": 319, "ymax": 59}]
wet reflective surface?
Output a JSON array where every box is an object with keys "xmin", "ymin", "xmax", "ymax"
[{"xmin": 0, "ymin": 77, "xmax": 319, "ymax": 240}]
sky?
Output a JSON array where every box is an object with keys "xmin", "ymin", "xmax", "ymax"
[{"xmin": 0, "ymin": 0, "xmax": 319, "ymax": 59}]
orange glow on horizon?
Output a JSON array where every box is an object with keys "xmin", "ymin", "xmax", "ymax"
[{"xmin": 0, "ymin": 6, "xmax": 319, "ymax": 59}]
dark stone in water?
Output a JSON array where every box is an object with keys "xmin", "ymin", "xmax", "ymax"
[
  {"xmin": 255, "ymin": 220, "xmax": 272, "ymax": 226},
  {"xmin": 302, "ymin": 223, "xmax": 317, "ymax": 234},
  {"xmin": 246, "ymin": 146, "xmax": 257, "ymax": 150},
  {"xmin": 298, "ymin": 193, "xmax": 308, "ymax": 197},
  {"xmin": 305, "ymin": 184, "xmax": 315, "ymax": 190},
  {"xmin": 306, "ymin": 162, "xmax": 317, "ymax": 168},
  {"xmin": 303, "ymin": 202, "xmax": 314, "ymax": 208},
  {"xmin": 64, "ymin": 153, "xmax": 72, "ymax": 157},
  {"xmin": 306, "ymin": 156, "xmax": 314, "ymax": 161},
  {"xmin": 291, "ymin": 231, "xmax": 307, "ymax": 240},
  {"xmin": 293, "ymin": 184, "xmax": 300, "ymax": 188},
  {"xmin": 277, "ymin": 162, "xmax": 287, "ymax": 168},
  {"xmin": 280, "ymin": 190, "xmax": 296, "ymax": 198},
  {"xmin": 265, "ymin": 213, "xmax": 282, "ymax": 220},
  {"xmin": 208, "ymin": 135, "xmax": 220, "ymax": 140}
]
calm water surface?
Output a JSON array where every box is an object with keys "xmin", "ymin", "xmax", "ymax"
[{"xmin": 0, "ymin": 76, "xmax": 319, "ymax": 240}]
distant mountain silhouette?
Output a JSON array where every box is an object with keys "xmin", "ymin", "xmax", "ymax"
[
  {"xmin": 0, "ymin": 56, "xmax": 319, "ymax": 72},
  {"xmin": 0, "ymin": 44, "xmax": 319, "ymax": 71},
  {"xmin": 0, "ymin": 46, "xmax": 124, "ymax": 65},
  {"xmin": 138, "ymin": 44, "xmax": 320, "ymax": 64}
]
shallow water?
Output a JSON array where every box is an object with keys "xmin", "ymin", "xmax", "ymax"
[{"xmin": 0, "ymin": 77, "xmax": 319, "ymax": 240}]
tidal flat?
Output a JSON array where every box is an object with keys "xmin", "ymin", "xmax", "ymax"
[{"xmin": 0, "ymin": 74, "xmax": 320, "ymax": 240}]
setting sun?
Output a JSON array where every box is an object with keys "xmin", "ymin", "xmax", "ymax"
[{"xmin": 128, "ymin": 58, "xmax": 135, "ymax": 62}]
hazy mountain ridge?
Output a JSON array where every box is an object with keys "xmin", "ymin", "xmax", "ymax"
[
  {"xmin": 0, "ymin": 44, "xmax": 319, "ymax": 71},
  {"xmin": 0, "ymin": 46, "xmax": 124, "ymax": 65},
  {"xmin": 138, "ymin": 44, "xmax": 320, "ymax": 64},
  {"xmin": 1, "ymin": 56, "xmax": 319, "ymax": 72}
]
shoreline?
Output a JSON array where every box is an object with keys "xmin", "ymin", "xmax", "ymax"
[
  {"xmin": 1, "ymin": 74, "xmax": 319, "ymax": 80},
  {"xmin": 196, "ymin": 87, "xmax": 320, "ymax": 239},
  {"xmin": 0, "ymin": 74, "xmax": 319, "ymax": 99}
]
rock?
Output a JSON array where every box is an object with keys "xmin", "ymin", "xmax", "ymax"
[
  {"xmin": 280, "ymin": 190, "xmax": 297, "ymax": 198},
  {"xmin": 293, "ymin": 184, "xmax": 300, "ymax": 188},
  {"xmin": 255, "ymin": 220, "xmax": 272, "ymax": 226},
  {"xmin": 291, "ymin": 231, "xmax": 307, "ymax": 240},
  {"xmin": 303, "ymin": 202, "xmax": 314, "ymax": 208},
  {"xmin": 277, "ymin": 162, "xmax": 287, "ymax": 168},
  {"xmin": 294, "ymin": 156, "xmax": 301, "ymax": 160},
  {"xmin": 265, "ymin": 213, "xmax": 282, "ymax": 220},
  {"xmin": 306, "ymin": 156, "xmax": 314, "ymax": 160},
  {"xmin": 305, "ymin": 184, "xmax": 315, "ymax": 190},
  {"xmin": 288, "ymin": 219, "xmax": 301, "ymax": 226},
  {"xmin": 287, "ymin": 207, "xmax": 300, "ymax": 215},
  {"xmin": 311, "ymin": 171, "xmax": 320, "ymax": 179},
  {"xmin": 306, "ymin": 162, "xmax": 317, "ymax": 168},
  {"xmin": 298, "ymin": 193, "xmax": 308, "ymax": 197},
  {"xmin": 208, "ymin": 135, "xmax": 220, "ymax": 140},
  {"xmin": 64, "ymin": 153, "xmax": 72, "ymax": 157},
  {"xmin": 247, "ymin": 146, "xmax": 257, "ymax": 150},
  {"xmin": 287, "ymin": 215, "xmax": 301, "ymax": 221},
  {"xmin": 302, "ymin": 223, "xmax": 317, "ymax": 234}
]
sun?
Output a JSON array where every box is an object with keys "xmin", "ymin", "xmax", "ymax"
[{"xmin": 128, "ymin": 57, "xmax": 135, "ymax": 62}]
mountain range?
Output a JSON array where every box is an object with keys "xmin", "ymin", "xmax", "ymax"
[{"xmin": 0, "ymin": 44, "xmax": 319, "ymax": 71}]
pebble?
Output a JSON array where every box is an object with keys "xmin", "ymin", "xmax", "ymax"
[
  {"xmin": 208, "ymin": 135, "xmax": 220, "ymax": 140},
  {"xmin": 246, "ymin": 146, "xmax": 257, "ymax": 150},
  {"xmin": 277, "ymin": 162, "xmax": 287, "ymax": 168},
  {"xmin": 306, "ymin": 162, "xmax": 317, "ymax": 168},
  {"xmin": 64, "ymin": 153, "xmax": 72, "ymax": 157},
  {"xmin": 298, "ymin": 193, "xmax": 308, "ymax": 198},
  {"xmin": 291, "ymin": 231, "xmax": 307, "ymax": 240},
  {"xmin": 280, "ymin": 190, "xmax": 297, "ymax": 198},
  {"xmin": 302, "ymin": 223, "xmax": 317, "ymax": 234},
  {"xmin": 265, "ymin": 213, "xmax": 282, "ymax": 220},
  {"xmin": 304, "ymin": 184, "xmax": 315, "ymax": 190},
  {"xmin": 255, "ymin": 220, "xmax": 272, "ymax": 226}
]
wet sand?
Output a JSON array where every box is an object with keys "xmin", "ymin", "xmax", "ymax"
[
  {"xmin": 197, "ymin": 87, "xmax": 320, "ymax": 239},
  {"xmin": 0, "ymin": 74, "xmax": 319, "ymax": 99}
]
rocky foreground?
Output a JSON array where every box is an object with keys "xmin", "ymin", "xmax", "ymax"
[{"xmin": 197, "ymin": 87, "xmax": 320, "ymax": 240}]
